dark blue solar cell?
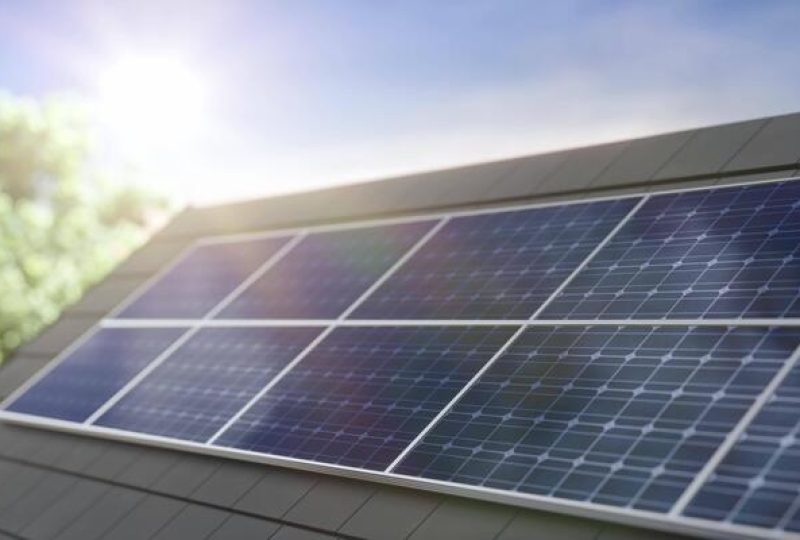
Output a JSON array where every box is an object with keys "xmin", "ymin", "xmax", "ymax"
[
  {"xmin": 217, "ymin": 221, "xmax": 435, "ymax": 319},
  {"xmin": 685, "ymin": 351, "xmax": 800, "ymax": 532},
  {"xmin": 116, "ymin": 236, "xmax": 292, "ymax": 319},
  {"xmin": 351, "ymin": 198, "xmax": 638, "ymax": 320},
  {"xmin": 214, "ymin": 325, "xmax": 516, "ymax": 470},
  {"xmin": 4, "ymin": 328, "xmax": 186, "ymax": 423},
  {"xmin": 394, "ymin": 325, "xmax": 800, "ymax": 513},
  {"xmin": 541, "ymin": 179, "xmax": 800, "ymax": 319},
  {"xmin": 94, "ymin": 327, "xmax": 322, "ymax": 442}
]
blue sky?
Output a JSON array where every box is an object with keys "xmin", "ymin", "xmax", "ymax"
[{"xmin": 1, "ymin": 1, "xmax": 799, "ymax": 204}]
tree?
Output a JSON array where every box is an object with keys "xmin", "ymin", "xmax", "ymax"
[{"xmin": 0, "ymin": 93, "xmax": 170, "ymax": 364}]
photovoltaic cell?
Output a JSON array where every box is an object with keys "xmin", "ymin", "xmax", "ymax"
[
  {"xmin": 215, "ymin": 325, "xmax": 517, "ymax": 470},
  {"xmin": 540, "ymin": 180, "xmax": 800, "ymax": 320},
  {"xmin": 685, "ymin": 352, "xmax": 800, "ymax": 532},
  {"xmin": 5, "ymin": 328, "xmax": 185, "ymax": 422},
  {"xmin": 351, "ymin": 199, "xmax": 638, "ymax": 320},
  {"xmin": 395, "ymin": 325, "xmax": 800, "ymax": 513},
  {"xmin": 116, "ymin": 236, "xmax": 292, "ymax": 319},
  {"xmin": 94, "ymin": 327, "xmax": 322, "ymax": 442},
  {"xmin": 216, "ymin": 221, "xmax": 435, "ymax": 319}
]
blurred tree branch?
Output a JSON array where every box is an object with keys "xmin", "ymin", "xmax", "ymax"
[{"xmin": 0, "ymin": 93, "xmax": 173, "ymax": 364}]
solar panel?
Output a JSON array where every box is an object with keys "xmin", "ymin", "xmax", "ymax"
[
  {"xmin": 394, "ymin": 325, "xmax": 800, "ymax": 513},
  {"xmin": 214, "ymin": 325, "xmax": 517, "ymax": 470},
  {"xmin": 216, "ymin": 221, "xmax": 436, "ymax": 319},
  {"xmin": 116, "ymin": 236, "xmax": 292, "ymax": 319},
  {"xmin": 4, "ymin": 176, "xmax": 800, "ymax": 540},
  {"xmin": 540, "ymin": 181, "xmax": 800, "ymax": 320},
  {"xmin": 5, "ymin": 328, "xmax": 185, "ymax": 422},
  {"xmin": 351, "ymin": 199, "xmax": 638, "ymax": 320},
  {"xmin": 94, "ymin": 327, "xmax": 322, "ymax": 442},
  {"xmin": 684, "ymin": 353, "xmax": 800, "ymax": 532}
]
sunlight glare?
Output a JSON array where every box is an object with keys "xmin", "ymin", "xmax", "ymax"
[{"xmin": 96, "ymin": 54, "xmax": 209, "ymax": 148}]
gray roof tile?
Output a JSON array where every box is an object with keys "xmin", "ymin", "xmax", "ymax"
[
  {"xmin": 20, "ymin": 478, "xmax": 107, "ymax": 540},
  {"xmin": 654, "ymin": 118, "xmax": 766, "ymax": 179},
  {"xmin": 82, "ymin": 444, "xmax": 142, "ymax": 481},
  {"xmin": 150, "ymin": 454, "xmax": 220, "ymax": 498},
  {"xmin": 55, "ymin": 486, "xmax": 145, "ymax": 540},
  {"xmin": 150, "ymin": 504, "xmax": 229, "ymax": 540},
  {"xmin": 0, "ymin": 464, "xmax": 46, "ymax": 512},
  {"xmin": 592, "ymin": 131, "xmax": 693, "ymax": 187},
  {"xmin": 190, "ymin": 461, "xmax": 266, "ymax": 508},
  {"xmin": 102, "ymin": 495, "xmax": 185, "ymax": 540},
  {"xmin": 596, "ymin": 523, "xmax": 690, "ymax": 540},
  {"xmin": 496, "ymin": 510, "xmax": 600, "ymax": 540},
  {"xmin": 339, "ymin": 486, "xmax": 441, "ymax": 540},
  {"xmin": 284, "ymin": 477, "xmax": 375, "ymax": 531},
  {"xmin": 54, "ymin": 437, "xmax": 110, "ymax": 474},
  {"xmin": 64, "ymin": 276, "xmax": 145, "ymax": 318},
  {"xmin": 482, "ymin": 152, "xmax": 568, "ymax": 201},
  {"xmin": 537, "ymin": 141, "xmax": 629, "ymax": 194},
  {"xmin": 17, "ymin": 317, "xmax": 95, "ymax": 358},
  {"xmin": 114, "ymin": 238, "xmax": 195, "ymax": 276},
  {"xmin": 271, "ymin": 525, "xmax": 340, "ymax": 540},
  {"xmin": 114, "ymin": 447, "xmax": 181, "ymax": 490},
  {"xmin": 207, "ymin": 514, "xmax": 280, "ymax": 540},
  {"xmin": 723, "ymin": 112, "xmax": 800, "ymax": 170},
  {"xmin": 0, "ymin": 426, "xmax": 50, "ymax": 462},
  {"xmin": 407, "ymin": 499, "xmax": 516, "ymax": 540},
  {"xmin": 27, "ymin": 431, "xmax": 78, "ymax": 468},
  {"xmin": 0, "ymin": 470, "xmax": 75, "ymax": 533},
  {"xmin": 234, "ymin": 468, "xmax": 317, "ymax": 520}
]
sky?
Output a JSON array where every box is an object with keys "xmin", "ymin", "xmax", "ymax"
[{"xmin": 1, "ymin": 0, "xmax": 800, "ymax": 206}]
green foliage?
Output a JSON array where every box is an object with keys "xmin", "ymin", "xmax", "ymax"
[{"xmin": 0, "ymin": 93, "xmax": 170, "ymax": 364}]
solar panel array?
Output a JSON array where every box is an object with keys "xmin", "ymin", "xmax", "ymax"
[{"xmin": 4, "ymin": 176, "xmax": 800, "ymax": 540}]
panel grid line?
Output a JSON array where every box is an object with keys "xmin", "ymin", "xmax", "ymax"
[
  {"xmin": 205, "ymin": 324, "xmax": 337, "ymax": 444},
  {"xmin": 203, "ymin": 232, "xmax": 308, "ymax": 319},
  {"xmin": 337, "ymin": 217, "xmax": 450, "ymax": 319},
  {"xmin": 529, "ymin": 195, "xmax": 650, "ymax": 320},
  {"xmin": 84, "ymin": 233, "xmax": 308, "ymax": 425},
  {"xmin": 104, "ymin": 242, "xmax": 202, "ymax": 319},
  {"xmin": 670, "ymin": 343, "xmax": 800, "ymax": 516},
  {"xmin": 100, "ymin": 317, "xmax": 800, "ymax": 329},
  {"xmin": 385, "ymin": 197, "xmax": 650, "ymax": 473},
  {"xmin": 385, "ymin": 324, "xmax": 528, "ymax": 472},
  {"xmin": 205, "ymin": 217, "xmax": 449, "ymax": 445},
  {"xmin": 83, "ymin": 326, "xmax": 198, "ymax": 424}
]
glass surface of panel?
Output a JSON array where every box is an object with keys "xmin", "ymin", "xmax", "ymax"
[
  {"xmin": 215, "ymin": 325, "xmax": 517, "ymax": 470},
  {"xmin": 395, "ymin": 325, "xmax": 800, "ymax": 513},
  {"xmin": 685, "ymin": 358, "xmax": 800, "ymax": 532},
  {"xmin": 217, "ymin": 221, "xmax": 435, "ymax": 319},
  {"xmin": 352, "ymin": 199, "xmax": 637, "ymax": 320},
  {"xmin": 5, "ymin": 328, "xmax": 186, "ymax": 422},
  {"xmin": 541, "ymin": 180, "xmax": 800, "ymax": 319},
  {"xmin": 117, "ymin": 237, "xmax": 292, "ymax": 319},
  {"xmin": 94, "ymin": 327, "xmax": 322, "ymax": 442}
]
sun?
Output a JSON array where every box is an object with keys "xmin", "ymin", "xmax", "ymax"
[{"xmin": 96, "ymin": 54, "xmax": 209, "ymax": 148}]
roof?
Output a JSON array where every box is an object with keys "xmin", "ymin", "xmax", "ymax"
[{"xmin": 1, "ymin": 112, "xmax": 799, "ymax": 540}]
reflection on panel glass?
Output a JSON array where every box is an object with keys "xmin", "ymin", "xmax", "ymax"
[
  {"xmin": 541, "ymin": 180, "xmax": 800, "ymax": 319},
  {"xmin": 353, "ymin": 199, "xmax": 638, "ymax": 320},
  {"xmin": 396, "ymin": 325, "xmax": 800, "ymax": 513},
  {"xmin": 217, "ymin": 221, "xmax": 435, "ymax": 319},
  {"xmin": 6, "ymin": 328, "xmax": 185, "ymax": 422},
  {"xmin": 95, "ymin": 327, "xmax": 322, "ymax": 442},
  {"xmin": 685, "ymin": 355, "xmax": 800, "ymax": 532},
  {"xmin": 215, "ymin": 325, "xmax": 517, "ymax": 470},
  {"xmin": 118, "ymin": 237, "xmax": 292, "ymax": 319}
]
